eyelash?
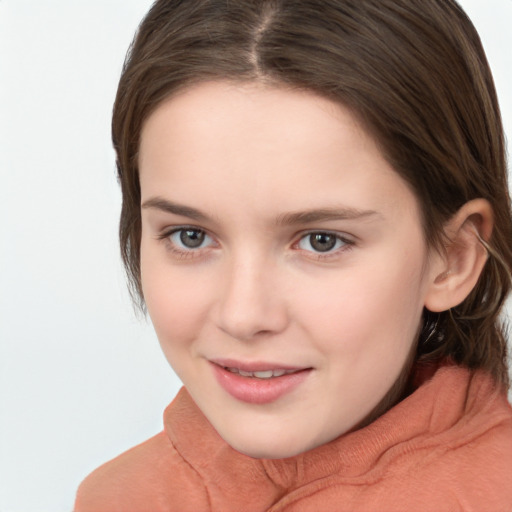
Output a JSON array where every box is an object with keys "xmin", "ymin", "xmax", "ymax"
[
  {"xmin": 293, "ymin": 231, "xmax": 355, "ymax": 260},
  {"xmin": 157, "ymin": 226, "xmax": 217, "ymax": 260},
  {"xmin": 157, "ymin": 227, "xmax": 355, "ymax": 261}
]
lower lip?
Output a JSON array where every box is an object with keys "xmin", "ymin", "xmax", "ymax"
[{"xmin": 211, "ymin": 364, "xmax": 311, "ymax": 404}]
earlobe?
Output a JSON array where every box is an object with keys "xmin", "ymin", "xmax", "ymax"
[{"xmin": 424, "ymin": 199, "xmax": 493, "ymax": 313}]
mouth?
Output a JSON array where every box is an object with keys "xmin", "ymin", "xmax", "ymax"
[
  {"xmin": 223, "ymin": 367, "xmax": 302, "ymax": 379},
  {"xmin": 210, "ymin": 360, "xmax": 312, "ymax": 404}
]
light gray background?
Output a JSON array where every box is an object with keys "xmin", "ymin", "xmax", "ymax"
[{"xmin": 0, "ymin": 1, "xmax": 511, "ymax": 511}]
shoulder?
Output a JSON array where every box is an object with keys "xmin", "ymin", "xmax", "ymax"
[
  {"xmin": 428, "ymin": 395, "xmax": 512, "ymax": 509},
  {"xmin": 74, "ymin": 431, "xmax": 209, "ymax": 512},
  {"xmin": 379, "ymin": 372, "xmax": 512, "ymax": 511},
  {"xmin": 378, "ymin": 415, "xmax": 512, "ymax": 512},
  {"xmin": 390, "ymin": 368, "xmax": 512, "ymax": 510}
]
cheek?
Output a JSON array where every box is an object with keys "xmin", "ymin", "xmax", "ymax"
[
  {"xmin": 140, "ymin": 248, "xmax": 210, "ymax": 348},
  {"xmin": 294, "ymin": 252, "xmax": 427, "ymax": 357}
]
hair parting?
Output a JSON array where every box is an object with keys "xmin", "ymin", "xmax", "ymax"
[{"xmin": 113, "ymin": 0, "xmax": 512, "ymax": 387}]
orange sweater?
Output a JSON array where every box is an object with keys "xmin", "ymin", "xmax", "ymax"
[{"xmin": 75, "ymin": 364, "xmax": 512, "ymax": 511}]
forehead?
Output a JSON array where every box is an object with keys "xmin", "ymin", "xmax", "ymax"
[
  {"xmin": 138, "ymin": 81, "xmax": 420, "ymax": 223},
  {"xmin": 140, "ymin": 81, "xmax": 367, "ymax": 165}
]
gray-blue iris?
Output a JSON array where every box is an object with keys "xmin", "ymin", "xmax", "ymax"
[
  {"xmin": 181, "ymin": 229, "xmax": 205, "ymax": 248},
  {"xmin": 310, "ymin": 233, "xmax": 336, "ymax": 252}
]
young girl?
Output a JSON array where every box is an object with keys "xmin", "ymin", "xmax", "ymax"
[{"xmin": 75, "ymin": 0, "xmax": 512, "ymax": 510}]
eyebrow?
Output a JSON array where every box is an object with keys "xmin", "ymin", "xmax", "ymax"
[
  {"xmin": 276, "ymin": 207, "xmax": 380, "ymax": 226},
  {"xmin": 141, "ymin": 197, "xmax": 380, "ymax": 225},
  {"xmin": 141, "ymin": 197, "xmax": 210, "ymax": 222}
]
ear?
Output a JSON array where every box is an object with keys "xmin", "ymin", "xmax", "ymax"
[{"xmin": 424, "ymin": 199, "xmax": 493, "ymax": 313}]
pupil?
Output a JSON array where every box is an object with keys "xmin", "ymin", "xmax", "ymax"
[
  {"xmin": 310, "ymin": 233, "xmax": 336, "ymax": 252},
  {"xmin": 180, "ymin": 229, "xmax": 205, "ymax": 248}
]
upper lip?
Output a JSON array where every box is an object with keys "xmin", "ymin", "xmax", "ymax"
[{"xmin": 210, "ymin": 358, "xmax": 310, "ymax": 373}]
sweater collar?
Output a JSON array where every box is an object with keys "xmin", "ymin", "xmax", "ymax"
[{"xmin": 164, "ymin": 363, "xmax": 501, "ymax": 499}]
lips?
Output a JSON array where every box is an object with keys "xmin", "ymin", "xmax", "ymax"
[
  {"xmin": 224, "ymin": 367, "xmax": 300, "ymax": 379},
  {"xmin": 210, "ymin": 359, "xmax": 312, "ymax": 404}
]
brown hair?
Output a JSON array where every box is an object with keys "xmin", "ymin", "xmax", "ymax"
[{"xmin": 112, "ymin": 0, "xmax": 512, "ymax": 387}]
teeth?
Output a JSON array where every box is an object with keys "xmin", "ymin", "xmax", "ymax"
[
  {"xmin": 225, "ymin": 367, "xmax": 297, "ymax": 379},
  {"xmin": 253, "ymin": 370, "xmax": 274, "ymax": 379}
]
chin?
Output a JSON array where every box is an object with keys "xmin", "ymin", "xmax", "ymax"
[
  {"xmin": 219, "ymin": 428, "xmax": 324, "ymax": 460},
  {"xmin": 231, "ymin": 441, "xmax": 303, "ymax": 460}
]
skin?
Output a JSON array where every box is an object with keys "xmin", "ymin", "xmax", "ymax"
[{"xmin": 138, "ymin": 81, "xmax": 444, "ymax": 459}]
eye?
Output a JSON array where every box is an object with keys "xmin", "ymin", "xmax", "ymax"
[
  {"xmin": 297, "ymin": 232, "xmax": 350, "ymax": 253},
  {"xmin": 168, "ymin": 228, "xmax": 214, "ymax": 250}
]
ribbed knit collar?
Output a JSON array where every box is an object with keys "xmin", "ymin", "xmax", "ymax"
[{"xmin": 163, "ymin": 363, "xmax": 505, "ymax": 509}]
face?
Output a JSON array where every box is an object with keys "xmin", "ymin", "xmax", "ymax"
[{"xmin": 139, "ymin": 81, "xmax": 437, "ymax": 459}]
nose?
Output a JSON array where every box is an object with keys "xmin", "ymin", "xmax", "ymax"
[{"xmin": 215, "ymin": 255, "xmax": 289, "ymax": 341}]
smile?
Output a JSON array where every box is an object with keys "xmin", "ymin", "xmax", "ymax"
[
  {"xmin": 210, "ymin": 360, "xmax": 312, "ymax": 404},
  {"xmin": 224, "ymin": 367, "xmax": 300, "ymax": 379}
]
